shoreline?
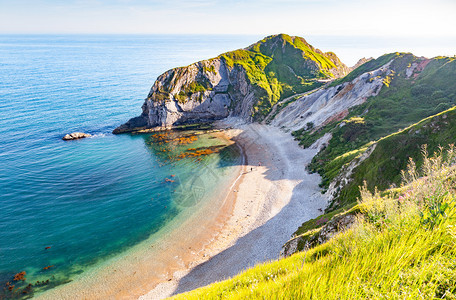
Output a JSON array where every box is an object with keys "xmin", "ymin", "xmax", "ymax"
[
  {"xmin": 141, "ymin": 120, "xmax": 327, "ymax": 299},
  {"xmin": 36, "ymin": 128, "xmax": 246, "ymax": 300},
  {"xmin": 37, "ymin": 121, "xmax": 327, "ymax": 300}
]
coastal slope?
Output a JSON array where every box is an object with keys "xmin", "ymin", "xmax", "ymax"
[
  {"xmin": 286, "ymin": 54, "xmax": 456, "ymax": 210},
  {"xmin": 171, "ymin": 145, "xmax": 456, "ymax": 299}
]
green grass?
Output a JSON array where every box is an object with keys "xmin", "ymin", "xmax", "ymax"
[
  {"xmin": 321, "ymin": 145, "xmax": 372, "ymax": 190},
  {"xmin": 330, "ymin": 52, "xmax": 404, "ymax": 87},
  {"xmin": 293, "ymin": 203, "xmax": 357, "ymax": 236},
  {"xmin": 328, "ymin": 106, "xmax": 456, "ymax": 210},
  {"xmin": 287, "ymin": 203, "xmax": 360, "ymax": 253},
  {"xmin": 294, "ymin": 54, "xmax": 456, "ymax": 201},
  {"xmin": 170, "ymin": 148, "xmax": 456, "ymax": 299},
  {"xmin": 194, "ymin": 34, "xmax": 347, "ymax": 120}
]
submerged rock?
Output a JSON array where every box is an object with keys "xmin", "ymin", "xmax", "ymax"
[{"xmin": 62, "ymin": 132, "xmax": 92, "ymax": 140}]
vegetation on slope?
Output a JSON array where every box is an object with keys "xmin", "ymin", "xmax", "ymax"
[
  {"xmin": 215, "ymin": 34, "xmax": 347, "ymax": 120},
  {"xmin": 292, "ymin": 54, "xmax": 456, "ymax": 197},
  {"xmin": 163, "ymin": 51, "xmax": 456, "ymax": 300},
  {"xmin": 329, "ymin": 52, "xmax": 401, "ymax": 87},
  {"xmin": 328, "ymin": 107, "xmax": 456, "ymax": 210},
  {"xmin": 171, "ymin": 148, "xmax": 456, "ymax": 299},
  {"xmin": 175, "ymin": 149, "xmax": 456, "ymax": 299}
]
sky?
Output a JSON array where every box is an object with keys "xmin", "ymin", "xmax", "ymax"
[
  {"xmin": 1, "ymin": 0, "xmax": 455, "ymax": 65},
  {"xmin": 1, "ymin": 0, "xmax": 455, "ymax": 37}
]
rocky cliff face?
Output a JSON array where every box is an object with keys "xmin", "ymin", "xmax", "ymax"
[
  {"xmin": 113, "ymin": 58, "xmax": 242, "ymax": 133},
  {"xmin": 269, "ymin": 60, "xmax": 392, "ymax": 132},
  {"xmin": 280, "ymin": 211, "xmax": 357, "ymax": 258},
  {"xmin": 113, "ymin": 34, "xmax": 349, "ymax": 133}
]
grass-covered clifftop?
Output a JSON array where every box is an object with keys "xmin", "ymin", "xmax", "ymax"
[
  {"xmin": 171, "ymin": 148, "xmax": 456, "ymax": 299},
  {"xmin": 219, "ymin": 34, "xmax": 348, "ymax": 119},
  {"xmin": 162, "ymin": 34, "xmax": 348, "ymax": 121}
]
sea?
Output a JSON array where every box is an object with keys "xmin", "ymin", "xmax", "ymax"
[
  {"xmin": 1, "ymin": 34, "xmax": 455, "ymax": 298},
  {"xmin": 0, "ymin": 34, "xmax": 257, "ymax": 298}
]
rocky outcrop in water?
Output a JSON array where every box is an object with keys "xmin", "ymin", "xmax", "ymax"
[
  {"xmin": 62, "ymin": 132, "xmax": 92, "ymax": 140},
  {"xmin": 113, "ymin": 58, "xmax": 253, "ymax": 134}
]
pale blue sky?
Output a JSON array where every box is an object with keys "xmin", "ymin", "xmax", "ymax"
[{"xmin": 1, "ymin": 0, "xmax": 455, "ymax": 37}]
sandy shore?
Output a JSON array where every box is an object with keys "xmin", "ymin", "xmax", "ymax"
[
  {"xmin": 37, "ymin": 121, "xmax": 326, "ymax": 300},
  {"xmin": 141, "ymin": 120, "xmax": 327, "ymax": 299}
]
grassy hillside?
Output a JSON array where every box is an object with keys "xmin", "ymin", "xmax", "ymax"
[
  {"xmin": 329, "ymin": 107, "xmax": 456, "ymax": 210},
  {"xmin": 329, "ymin": 52, "xmax": 401, "ymax": 87},
  {"xmin": 219, "ymin": 34, "xmax": 348, "ymax": 120},
  {"xmin": 171, "ymin": 148, "xmax": 456, "ymax": 299},
  {"xmin": 292, "ymin": 54, "xmax": 456, "ymax": 195}
]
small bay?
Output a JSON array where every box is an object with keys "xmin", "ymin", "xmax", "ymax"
[{"xmin": 0, "ymin": 35, "xmax": 252, "ymax": 297}]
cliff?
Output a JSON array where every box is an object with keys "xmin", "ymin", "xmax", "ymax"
[
  {"xmin": 113, "ymin": 34, "xmax": 349, "ymax": 133},
  {"xmin": 269, "ymin": 59, "xmax": 390, "ymax": 131}
]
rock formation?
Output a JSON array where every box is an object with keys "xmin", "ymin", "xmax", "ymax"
[
  {"xmin": 113, "ymin": 34, "xmax": 349, "ymax": 133},
  {"xmin": 269, "ymin": 60, "xmax": 392, "ymax": 132},
  {"xmin": 350, "ymin": 57, "xmax": 373, "ymax": 71},
  {"xmin": 62, "ymin": 132, "xmax": 92, "ymax": 140}
]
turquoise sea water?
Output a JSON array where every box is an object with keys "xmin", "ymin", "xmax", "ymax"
[{"xmin": 0, "ymin": 35, "xmax": 257, "ymax": 297}]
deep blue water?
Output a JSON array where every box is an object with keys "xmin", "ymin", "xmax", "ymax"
[{"xmin": 0, "ymin": 35, "xmax": 256, "ymax": 296}]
